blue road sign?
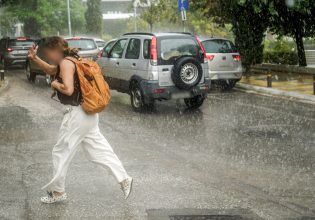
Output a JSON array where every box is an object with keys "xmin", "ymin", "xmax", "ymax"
[{"xmin": 178, "ymin": 0, "xmax": 189, "ymax": 11}]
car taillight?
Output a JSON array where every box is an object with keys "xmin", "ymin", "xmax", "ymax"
[
  {"xmin": 150, "ymin": 36, "xmax": 158, "ymax": 66},
  {"xmin": 6, "ymin": 48, "xmax": 13, "ymax": 52},
  {"xmin": 194, "ymin": 35, "xmax": 207, "ymax": 63},
  {"xmin": 233, "ymin": 55, "xmax": 241, "ymax": 61},
  {"xmin": 206, "ymin": 54, "xmax": 215, "ymax": 61}
]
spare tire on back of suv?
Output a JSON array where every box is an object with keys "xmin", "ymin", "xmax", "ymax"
[{"xmin": 171, "ymin": 56, "xmax": 203, "ymax": 90}]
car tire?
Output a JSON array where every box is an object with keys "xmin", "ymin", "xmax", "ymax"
[
  {"xmin": 217, "ymin": 79, "xmax": 237, "ymax": 91},
  {"xmin": 130, "ymin": 82, "xmax": 154, "ymax": 112},
  {"xmin": 171, "ymin": 56, "xmax": 203, "ymax": 90},
  {"xmin": 25, "ymin": 62, "xmax": 36, "ymax": 82},
  {"xmin": 184, "ymin": 95, "xmax": 205, "ymax": 110}
]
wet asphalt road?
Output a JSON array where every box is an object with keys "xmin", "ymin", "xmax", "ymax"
[{"xmin": 0, "ymin": 69, "xmax": 314, "ymax": 220}]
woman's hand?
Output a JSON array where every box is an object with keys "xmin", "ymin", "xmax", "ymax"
[
  {"xmin": 28, "ymin": 45, "xmax": 38, "ymax": 60},
  {"xmin": 51, "ymin": 80, "xmax": 58, "ymax": 90}
]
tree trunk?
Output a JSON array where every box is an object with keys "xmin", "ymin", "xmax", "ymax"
[{"xmin": 295, "ymin": 30, "xmax": 307, "ymax": 67}]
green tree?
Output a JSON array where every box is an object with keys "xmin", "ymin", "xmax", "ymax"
[
  {"xmin": 139, "ymin": 0, "xmax": 164, "ymax": 32},
  {"xmin": 269, "ymin": 0, "xmax": 315, "ymax": 66},
  {"xmin": 85, "ymin": 0, "xmax": 102, "ymax": 37},
  {"xmin": 3, "ymin": 0, "xmax": 86, "ymax": 37},
  {"xmin": 191, "ymin": 0, "xmax": 270, "ymax": 72}
]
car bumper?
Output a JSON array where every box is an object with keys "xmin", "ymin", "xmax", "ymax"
[
  {"xmin": 140, "ymin": 79, "xmax": 211, "ymax": 102},
  {"xmin": 5, "ymin": 56, "xmax": 27, "ymax": 66},
  {"xmin": 209, "ymin": 70, "xmax": 243, "ymax": 80}
]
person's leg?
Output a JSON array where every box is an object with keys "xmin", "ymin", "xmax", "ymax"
[
  {"xmin": 82, "ymin": 127, "xmax": 130, "ymax": 183},
  {"xmin": 41, "ymin": 106, "xmax": 94, "ymax": 194},
  {"xmin": 82, "ymin": 126, "xmax": 133, "ymax": 199}
]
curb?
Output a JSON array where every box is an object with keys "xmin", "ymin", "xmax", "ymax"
[
  {"xmin": 236, "ymin": 83, "xmax": 315, "ymax": 105},
  {"xmin": 0, "ymin": 78, "xmax": 9, "ymax": 95}
]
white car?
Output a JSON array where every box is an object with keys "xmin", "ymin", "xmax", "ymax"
[
  {"xmin": 65, "ymin": 37, "xmax": 99, "ymax": 60},
  {"xmin": 94, "ymin": 38, "xmax": 106, "ymax": 51},
  {"xmin": 201, "ymin": 38, "xmax": 243, "ymax": 90}
]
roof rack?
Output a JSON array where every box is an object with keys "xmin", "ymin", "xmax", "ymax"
[
  {"xmin": 123, "ymin": 32, "xmax": 155, "ymax": 36},
  {"xmin": 164, "ymin": 32, "xmax": 193, "ymax": 35}
]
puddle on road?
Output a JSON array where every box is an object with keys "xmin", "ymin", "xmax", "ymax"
[{"xmin": 147, "ymin": 209, "xmax": 263, "ymax": 220}]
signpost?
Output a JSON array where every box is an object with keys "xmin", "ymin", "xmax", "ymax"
[{"xmin": 178, "ymin": 0, "xmax": 189, "ymax": 32}]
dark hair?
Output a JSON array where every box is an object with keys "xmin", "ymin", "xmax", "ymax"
[{"xmin": 41, "ymin": 36, "xmax": 79, "ymax": 58}]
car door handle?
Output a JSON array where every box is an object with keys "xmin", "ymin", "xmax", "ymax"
[{"xmin": 162, "ymin": 68, "xmax": 169, "ymax": 72}]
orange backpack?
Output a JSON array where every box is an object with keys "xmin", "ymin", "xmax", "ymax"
[{"xmin": 65, "ymin": 57, "xmax": 111, "ymax": 114}]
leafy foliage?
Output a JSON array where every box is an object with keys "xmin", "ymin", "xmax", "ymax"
[
  {"xmin": 1, "ymin": 0, "xmax": 86, "ymax": 37},
  {"xmin": 85, "ymin": 0, "xmax": 102, "ymax": 37}
]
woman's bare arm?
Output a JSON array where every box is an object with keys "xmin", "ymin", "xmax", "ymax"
[
  {"xmin": 51, "ymin": 59, "xmax": 75, "ymax": 96},
  {"xmin": 28, "ymin": 46, "xmax": 58, "ymax": 76}
]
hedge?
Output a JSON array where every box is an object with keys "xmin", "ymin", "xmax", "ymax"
[{"xmin": 263, "ymin": 51, "xmax": 299, "ymax": 65}]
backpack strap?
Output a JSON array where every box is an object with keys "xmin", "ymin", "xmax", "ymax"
[{"xmin": 64, "ymin": 56, "xmax": 79, "ymax": 64}]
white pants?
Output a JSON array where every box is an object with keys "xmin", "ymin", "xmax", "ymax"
[{"xmin": 42, "ymin": 105, "xmax": 129, "ymax": 192}]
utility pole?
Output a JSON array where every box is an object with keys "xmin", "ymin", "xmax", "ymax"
[
  {"xmin": 67, "ymin": 0, "xmax": 72, "ymax": 37},
  {"xmin": 134, "ymin": 5, "xmax": 137, "ymax": 32}
]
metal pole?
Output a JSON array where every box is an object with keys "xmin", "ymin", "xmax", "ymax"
[
  {"xmin": 67, "ymin": 0, "xmax": 72, "ymax": 37},
  {"xmin": 267, "ymin": 73, "xmax": 272, "ymax": 88},
  {"xmin": 313, "ymin": 75, "xmax": 315, "ymax": 95},
  {"xmin": 0, "ymin": 69, "xmax": 4, "ymax": 81},
  {"xmin": 134, "ymin": 6, "xmax": 137, "ymax": 32}
]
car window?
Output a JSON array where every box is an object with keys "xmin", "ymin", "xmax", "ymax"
[
  {"xmin": 202, "ymin": 39, "xmax": 237, "ymax": 53},
  {"xmin": 103, "ymin": 41, "xmax": 116, "ymax": 56},
  {"xmin": 160, "ymin": 38, "xmax": 199, "ymax": 64},
  {"xmin": 143, "ymin": 39, "xmax": 151, "ymax": 59},
  {"xmin": 66, "ymin": 38, "xmax": 97, "ymax": 51},
  {"xmin": 110, "ymin": 39, "xmax": 127, "ymax": 58},
  {"xmin": 96, "ymin": 41, "xmax": 106, "ymax": 48},
  {"xmin": 125, "ymin": 38, "xmax": 141, "ymax": 59},
  {"xmin": 9, "ymin": 39, "xmax": 34, "ymax": 47}
]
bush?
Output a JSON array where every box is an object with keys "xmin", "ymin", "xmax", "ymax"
[
  {"xmin": 264, "ymin": 50, "xmax": 299, "ymax": 65},
  {"xmin": 263, "ymin": 38, "xmax": 298, "ymax": 65}
]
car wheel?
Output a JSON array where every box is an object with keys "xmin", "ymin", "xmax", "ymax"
[
  {"xmin": 130, "ymin": 82, "xmax": 154, "ymax": 112},
  {"xmin": 184, "ymin": 95, "xmax": 206, "ymax": 110},
  {"xmin": 25, "ymin": 62, "xmax": 36, "ymax": 82},
  {"xmin": 171, "ymin": 57, "xmax": 203, "ymax": 90},
  {"xmin": 217, "ymin": 79, "xmax": 237, "ymax": 91}
]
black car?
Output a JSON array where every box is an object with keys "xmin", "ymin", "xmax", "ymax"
[{"xmin": 0, "ymin": 37, "xmax": 34, "ymax": 68}]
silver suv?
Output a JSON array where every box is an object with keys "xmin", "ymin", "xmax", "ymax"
[{"xmin": 97, "ymin": 32, "xmax": 211, "ymax": 112}]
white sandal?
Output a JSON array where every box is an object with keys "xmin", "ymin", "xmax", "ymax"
[{"xmin": 40, "ymin": 191, "xmax": 67, "ymax": 204}]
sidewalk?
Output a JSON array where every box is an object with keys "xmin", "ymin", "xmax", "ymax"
[{"xmin": 238, "ymin": 72, "xmax": 315, "ymax": 103}]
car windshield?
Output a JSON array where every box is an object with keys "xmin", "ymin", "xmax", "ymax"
[
  {"xmin": 96, "ymin": 41, "xmax": 106, "ymax": 48},
  {"xmin": 9, "ymin": 39, "xmax": 34, "ymax": 47},
  {"xmin": 66, "ymin": 39, "xmax": 97, "ymax": 51},
  {"xmin": 202, "ymin": 39, "xmax": 237, "ymax": 53},
  {"xmin": 160, "ymin": 38, "xmax": 199, "ymax": 62}
]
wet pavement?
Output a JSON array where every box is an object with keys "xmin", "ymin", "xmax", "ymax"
[{"xmin": 0, "ymin": 69, "xmax": 314, "ymax": 220}]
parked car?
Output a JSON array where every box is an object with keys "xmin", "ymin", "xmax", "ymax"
[
  {"xmin": 201, "ymin": 38, "xmax": 243, "ymax": 90},
  {"xmin": 96, "ymin": 39, "xmax": 117, "ymax": 60},
  {"xmin": 0, "ymin": 37, "xmax": 34, "ymax": 68},
  {"xmin": 65, "ymin": 37, "xmax": 99, "ymax": 60},
  {"xmin": 25, "ymin": 38, "xmax": 52, "ymax": 84},
  {"xmin": 94, "ymin": 38, "xmax": 106, "ymax": 51},
  {"xmin": 97, "ymin": 32, "xmax": 210, "ymax": 112}
]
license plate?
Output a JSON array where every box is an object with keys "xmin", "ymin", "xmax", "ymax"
[
  {"xmin": 171, "ymin": 91, "xmax": 191, "ymax": 99},
  {"xmin": 17, "ymin": 51, "xmax": 27, "ymax": 54}
]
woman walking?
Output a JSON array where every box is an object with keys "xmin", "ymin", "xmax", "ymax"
[{"xmin": 28, "ymin": 36, "xmax": 133, "ymax": 204}]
